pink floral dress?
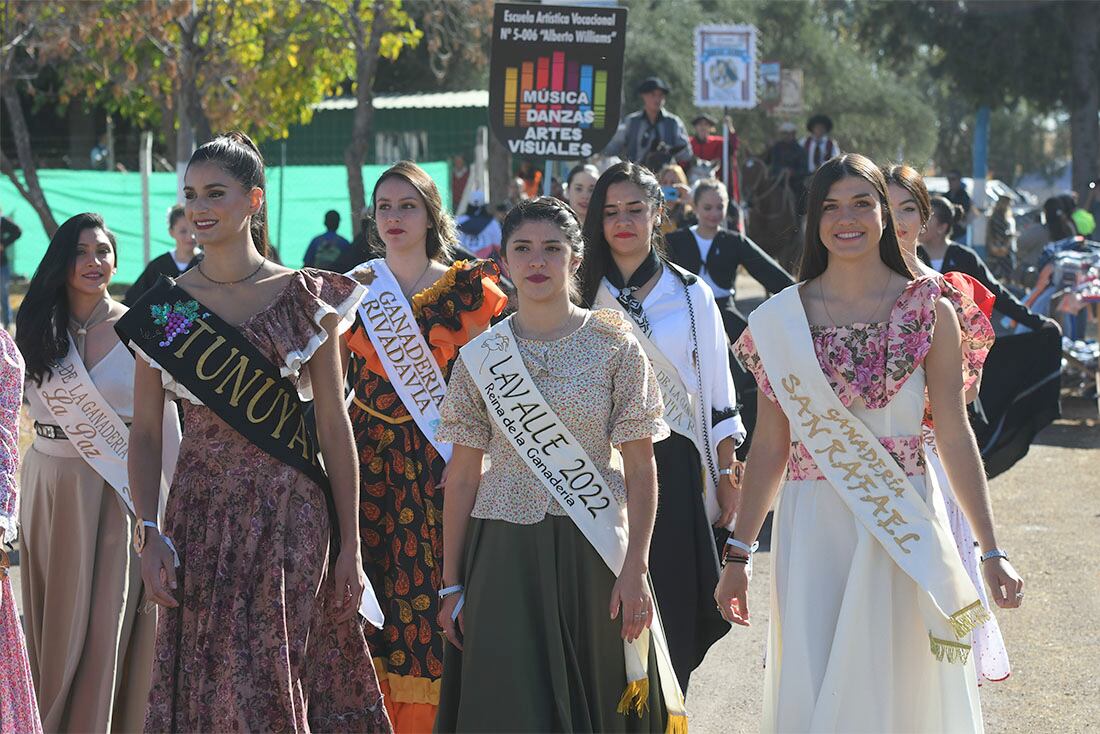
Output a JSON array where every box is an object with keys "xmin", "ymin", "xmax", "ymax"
[
  {"xmin": 0, "ymin": 329, "xmax": 43, "ymax": 734},
  {"xmin": 137, "ymin": 271, "xmax": 391, "ymax": 733}
]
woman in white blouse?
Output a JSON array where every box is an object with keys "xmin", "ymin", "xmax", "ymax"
[{"xmin": 579, "ymin": 161, "xmax": 746, "ymax": 692}]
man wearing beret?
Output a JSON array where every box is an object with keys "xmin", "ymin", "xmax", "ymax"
[{"xmin": 603, "ymin": 76, "xmax": 693, "ymax": 166}]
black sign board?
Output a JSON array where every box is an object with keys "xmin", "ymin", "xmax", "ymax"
[{"xmin": 488, "ymin": 3, "xmax": 628, "ymax": 160}]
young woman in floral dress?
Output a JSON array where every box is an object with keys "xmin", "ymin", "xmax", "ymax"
[
  {"xmin": 124, "ymin": 132, "xmax": 390, "ymax": 732},
  {"xmin": 342, "ymin": 162, "xmax": 505, "ymax": 732}
]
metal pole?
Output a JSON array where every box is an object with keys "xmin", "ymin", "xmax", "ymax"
[
  {"xmin": 278, "ymin": 140, "xmax": 286, "ymax": 248},
  {"xmin": 971, "ymin": 105, "xmax": 990, "ymax": 250},
  {"xmin": 722, "ymin": 109, "xmax": 730, "ymax": 195},
  {"xmin": 543, "ymin": 160, "xmax": 553, "ymax": 197},
  {"xmin": 140, "ymin": 131, "xmax": 152, "ymax": 266}
]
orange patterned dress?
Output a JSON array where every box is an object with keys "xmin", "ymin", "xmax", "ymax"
[{"xmin": 344, "ymin": 260, "xmax": 505, "ymax": 732}]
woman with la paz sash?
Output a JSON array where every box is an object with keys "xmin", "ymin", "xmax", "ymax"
[
  {"xmin": 885, "ymin": 164, "xmax": 1011, "ymax": 684},
  {"xmin": 579, "ymin": 162, "xmax": 746, "ymax": 692},
  {"xmin": 341, "ymin": 162, "xmax": 506, "ymax": 732},
  {"xmin": 120, "ymin": 133, "xmax": 391, "ymax": 733},
  {"xmin": 717, "ymin": 155, "xmax": 1024, "ymax": 733},
  {"xmin": 15, "ymin": 213, "xmax": 179, "ymax": 733},
  {"xmin": 434, "ymin": 198, "xmax": 685, "ymax": 733}
]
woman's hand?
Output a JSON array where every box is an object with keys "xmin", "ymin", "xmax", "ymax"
[
  {"xmin": 983, "ymin": 557, "xmax": 1024, "ymax": 609},
  {"xmin": 610, "ymin": 566, "xmax": 653, "ymax": 643},
  {"xmin": 333, "ymin": 545, "xmax": 367, "ymax": 623},
  {"xmin": 438, "ymin": 462, "xmax": 450, "ymax": 491},
  {"xmin": 714, "ymin": 461, "xmax": 744, "ymax": 528},
  {"xmin": 437, "ymin": 592, "xmax": 465, "ymax": 650},
  {"xmin": 140, "ymin": 532, "xmax": 179, "ymax": 608},
  {"xmin": 714, "ymin": 562, "xmax": 750, "ymax": 626}
]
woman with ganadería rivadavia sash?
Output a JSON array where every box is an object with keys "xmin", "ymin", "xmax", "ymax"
[
  {"xmin": 118, "ymin": 132, "xmax": 391, "ymax": 733},
  {"xmin": 579, "ymin": 162, "xmax": 746, "ymax": 693},
  {"xmin": 716, "ymin": 155, "xmax": 1024, "ymax": 732},
  {"xmin": 434, "ymin": 197, "xmax": 686, "ymax": 732}
]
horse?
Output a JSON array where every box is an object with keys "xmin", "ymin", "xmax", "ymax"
[{"xmin": 741, "ymin": 155, "xmax": 802, "ymax": 271}]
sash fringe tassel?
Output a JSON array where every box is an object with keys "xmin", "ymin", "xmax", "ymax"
[
  {"xmin": 616, "ymin": 679, "xmax": 650, "ymax": 717},
  {"xmin": 666, "ymin": 713, "xmax": 688, "ymax": 734},
  {"xmin": 928, "ymin": 632, "xmax": 972, "ymax": 665},
  {"xmin": 948, "ymin": 600, "xmax": 992, "ymax": 639}
]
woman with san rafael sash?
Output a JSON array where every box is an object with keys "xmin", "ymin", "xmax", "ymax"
[
  {"xmin": 434, "ymin": 198, "xmax": 685, "ymax": 732},
  {"xmin": 579, "ymin": 162, "xmax": 746, "ymax": 692},
  {"xmin": 717, "ymin": 155, "xmax": 1024, "ymax": 732},
  {"xmin": 118, "ymin": 133, "xmax": 391, "ymax": 733},
  {"xmin": 17, "ymin": 213, "xmax": 177, "ymax": 733},
  {"xmin": 340, "ymin": 161, "xmax": 506, "ymax": 733}
]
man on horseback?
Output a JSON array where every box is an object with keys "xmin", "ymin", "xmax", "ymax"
[
  {"xmin": 763, "ymin": 121, "xmax": 808, "ymax": 199},
  {"xmin": 603, "ymin": 76, "xmax": 693, "ymax": 168}
]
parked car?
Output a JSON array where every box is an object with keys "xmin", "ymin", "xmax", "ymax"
[{"xmin": 923, "ymin": 176, "xmax": 1037, "ymax": 218}]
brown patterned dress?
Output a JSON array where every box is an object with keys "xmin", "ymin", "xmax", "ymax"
[
  {"xmin": 344, "ymin": 260, "xmax": 505, "ymax": 731},
  {"xmin": 135, "ymin": 270, "xmax": 391, "ymax": 733}
]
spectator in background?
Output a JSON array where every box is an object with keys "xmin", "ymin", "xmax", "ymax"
[
  {"xmin": 986, "ymin": 194, "xmax": 1017, "ymax": 282},
  {"xmin": 658, "ymin": 164, "xmax": 695, "ymax": 235},
  {"xmin": 563, "ymin": 163, "xmax": 599, "ymax": 223},
  {"xmin": 455, "ymin": 191, "xmax": 503, "ymax": 263},
  {"xmin": 332, "ymin": 209, "xmax": 374, "ymax": 274},
  {"xmin": 450, "ymin": 153, "xmax": 470, "ymax": 212},
  {"xmin": 516, "ymin": 160, "xmax": 542, "ymax": 198},
  {"xmin": 800, "ymin": 113, "xmax": 840, "ymax": 174},
  {"xmin": 0, "ymin": 213, "xmax": 20, "ymax": 328},
  {"xmin": 1068, "ymin": 191, "xmax": 1096, "ymax": 238},
  {"xmin": 124, "ymin": 204, "xmax": 203, "ymax": 306},
  {"xmin": 302, "ymin": 209, "xmax": 350, "ymax": 270},
  {"xmin": 944, "ymin": 169, "xmax": 972, "ymax": 242},
  {"xmin": 688, "ymin": 114, "xmax": 739, "ymax": 182},
  {"xmin": 603, "ymin": 76, "xmax": 692, "ymax": 166},
  {"xmin": 764, "ymin": 121, "xmax": 808, "ymax": 196}
]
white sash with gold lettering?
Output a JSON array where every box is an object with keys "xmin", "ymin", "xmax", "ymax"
[
  {"xmin": 36, "ymin": 336, "xmax": 177, "ymax": 520},
  {"xmin": 349, "ymin": 259, "xmax": 452, "ymax": 462},
  {"xmin": 462, "ymin": 317, "xmax": 687, "ymax": 725},
  {"xmin": 750, "ymin": 286, "xmax": 989, "ymax": 661}
]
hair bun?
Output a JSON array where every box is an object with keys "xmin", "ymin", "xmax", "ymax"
[{"xmin": 223, "ymin": 130, "xmax": 261, "ymax": 154}]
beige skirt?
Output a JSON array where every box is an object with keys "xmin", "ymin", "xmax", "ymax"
[{"xmin": 19, "ymin": 443, "xmax": 155, "ymax": 733}]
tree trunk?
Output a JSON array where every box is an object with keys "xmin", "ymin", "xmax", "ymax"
[
  {"xmin": 0, "ymin": 82, "xmax": 59, "ymax": 236},
  {"xmin": 488, "ymin": 132, "xmax": 512, "ymax": 209},
  {"xmin": 344, "ymin": 2, "xmax": 388, "ymax": 235},
  {"xmin": 1068, "ymin": 0, "xmax": 1099, "ymax": 198}
]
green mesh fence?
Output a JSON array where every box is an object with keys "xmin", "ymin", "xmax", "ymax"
[{"xmin": 0, "ymin": 162, "xmax": 451, "ymax": 284}]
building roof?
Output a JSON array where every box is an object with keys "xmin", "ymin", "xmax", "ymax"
[{"xmin": 314, "ymin": 90, "xmax": 489, "ymax": 111}]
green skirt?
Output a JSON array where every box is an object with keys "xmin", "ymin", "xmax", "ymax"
[{"xmin": 435, "ymin": 515, "xmax": 668, "ymax": 733}]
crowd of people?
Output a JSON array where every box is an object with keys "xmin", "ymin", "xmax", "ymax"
[{"xmin": 0, "ymin": 103, "xmax": 1052, "ymax": 734}]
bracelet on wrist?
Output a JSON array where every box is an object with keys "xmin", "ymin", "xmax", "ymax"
[
  {"xmin": 725, "ymin": 537, "xmax": 759, "ymax": 556},
  {"xmin": 438, "ymin": 584, "xmax": 464, "ymax": 600},
  {"xmin": 980, "ymin": 549, "xmax": 1009, "ymax": 563}
]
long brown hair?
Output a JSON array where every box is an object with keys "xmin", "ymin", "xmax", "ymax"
[
  {"xmin": 799, "ymin": 154, "xmax": 912, "ymax": 281},
  {"xmin": 881, "ymin": 164, "xmax": 932, "ymax": 225},
  {"xmin": 370, "ymin": 161, "xmax": 456, "ymax": 262}
]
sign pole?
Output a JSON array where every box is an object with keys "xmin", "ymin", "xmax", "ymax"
[{"xmin": 544, "ymin": 160, "xmax": 553, "ymax": 196}]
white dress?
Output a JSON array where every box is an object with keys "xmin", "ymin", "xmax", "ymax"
[{"xmin": 736, "ymin": 278, "xmax": 985, "ymax": 733}]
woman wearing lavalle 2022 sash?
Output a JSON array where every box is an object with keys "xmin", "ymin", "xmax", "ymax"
[
  {"xmin": 341, "ymin": 161, "xmax": 506, "ymax": 732},
  {"xmin": 717, "ymin": 154, "xmax": 1023, "ymax": 732},
  {"xmin": 434, "ymin": 197, "xmax": 686, "ymax": 732},
  {"xmin": 121, "ymin": 132, "xmax": 390, "ymax": 732},
  {"xmin": 884, "ymin": 163, "xmax": 1012, "ymax": 685},
  {"xmin": 579, "ymin": 162, "xmax": 746, "ymax": 692},
  {"xmin": 16, "ymin": 213, "xmax": 180, "ymax": 732}
]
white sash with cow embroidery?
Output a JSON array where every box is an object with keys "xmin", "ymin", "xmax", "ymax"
[
  {"xmin": 349, "ymin": 259, "xmax": 452, "ymax": 462},
  {"xmin": 36, "ymin": 336, "xmax": 177, "ymax": 520},
  {"xmin": 750, "ymin": 286, "xmax": 989, "ymax": 662},
  {"xmin": 462, "ymin": 317, "xmax": 687, "ymax": 724}
]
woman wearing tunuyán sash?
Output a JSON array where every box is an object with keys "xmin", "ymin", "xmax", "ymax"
[
  {"xmin": 123, "ymin": 133, "xmax": 390, "ymax": 732},
  {"xmin": 717, "ymin": 156, "xmax": 1023, "ymax": 732},
  {"xmin": 435, "ymin": 198, "xmax": 684, "ymax": 732},
  {"xmin": 885, "ymin": 164, "xmax": 1011, "ymax": 683},
  {"xmin": 16, "ymin": 213, "xmax": 177, "ymax": 732},
  {"xmin": 342, "ymin": 162, "xmax": 505, "ymax": 732},
  {"xmin": 580, "ymin": 162, "xmax": 746, "ymax": 692}
]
